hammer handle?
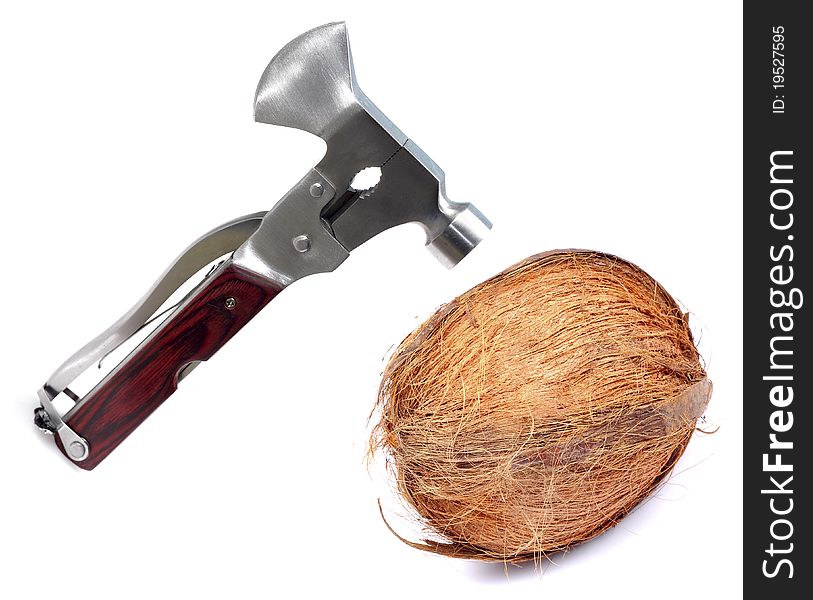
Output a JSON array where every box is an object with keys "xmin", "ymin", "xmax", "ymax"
[{"xmin": 58, "ymin": 262, "xmax": 283, "ymax": 469}]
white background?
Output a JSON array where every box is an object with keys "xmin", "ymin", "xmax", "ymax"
[{"xmin": 0, "ymin": 2, "xmax": 742, "ymax": 598}]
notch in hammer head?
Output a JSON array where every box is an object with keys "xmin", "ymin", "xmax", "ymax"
[{"xmin": 247, "ymin": 22, "xmax": 491, "ymax": 274}]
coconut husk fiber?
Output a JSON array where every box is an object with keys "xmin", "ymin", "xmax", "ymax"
[{"xmin": 370, "ymin": 250, "xmax": 711, "ymax": 562}]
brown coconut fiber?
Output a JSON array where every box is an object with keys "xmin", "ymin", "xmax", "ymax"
[{"xmin": 370, "ymin": 250, "xmax": 711, "ymax": 562}]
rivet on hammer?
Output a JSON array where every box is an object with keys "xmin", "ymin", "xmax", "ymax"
[
  {"xmin": 292, "ymin": 235, "xmax": 311, "ymax": 253},
  {"xmin": 68, "ymin": 441, "xmax": 87, "ymax": 460}
]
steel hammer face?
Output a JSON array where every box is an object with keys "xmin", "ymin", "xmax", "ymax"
[{"xmin": 35, "ymin": 22, "xmax": 491, "ymax": 469}]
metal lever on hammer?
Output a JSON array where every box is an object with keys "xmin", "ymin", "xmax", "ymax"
[{"xmin": 34, "ymin": 22, "xmax": 491, "ymax": 469}]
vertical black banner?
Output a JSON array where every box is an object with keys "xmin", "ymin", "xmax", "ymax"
[{"xmin": 744, "ymin": 3, "xmax": 810, "ymax": 597}]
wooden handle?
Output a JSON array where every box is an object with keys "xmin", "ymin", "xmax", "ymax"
[{"xmin": 58, "ymin": 262, "xmax": 283, "ymax": 470}]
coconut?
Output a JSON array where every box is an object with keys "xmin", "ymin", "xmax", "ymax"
[{"xmin": 370, "ymin": 250, "xmax": 711, "ymax": 561}]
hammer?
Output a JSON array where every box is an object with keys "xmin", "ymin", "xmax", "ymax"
[{"xmin": 34, "ymin": 22, "xmax": 491, "ymax": 469}]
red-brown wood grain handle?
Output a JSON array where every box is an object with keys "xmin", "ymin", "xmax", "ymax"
[{"xmin": 57, "ymin": 262, "xmax": 284, "ymax": 470}]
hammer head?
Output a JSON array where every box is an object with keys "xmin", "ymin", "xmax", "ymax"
[{"xmin": 253, "ymin": 22, "xmax": 491, "ymax": 268}]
